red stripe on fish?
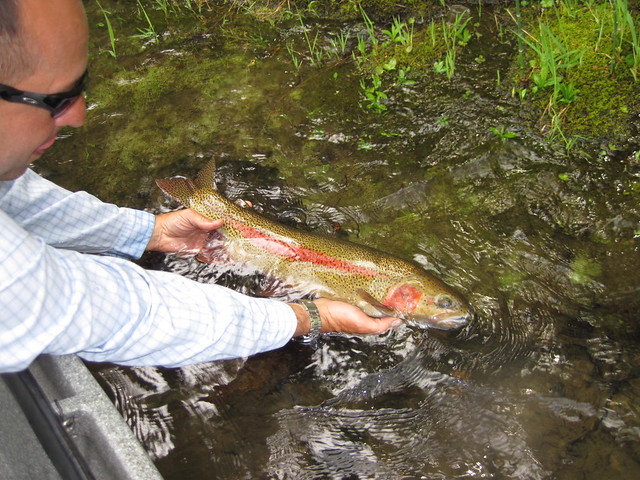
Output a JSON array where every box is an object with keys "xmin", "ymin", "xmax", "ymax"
[{"xmin": 229, "ymin": 219, "xmax": 385, "ymax": 277}]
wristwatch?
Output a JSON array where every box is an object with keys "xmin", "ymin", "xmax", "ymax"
[{"xmin": 295, "ymin": 299, "xmax": 322, "ymax": 341}]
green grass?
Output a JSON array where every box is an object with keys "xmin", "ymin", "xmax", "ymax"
[
  {"xmin": 511, "ymin": 0, "xmax": 640, "ymax": 145},
  {"xmin": 95, "ymin": 0, "xmax": 117, "ymax": 57}
]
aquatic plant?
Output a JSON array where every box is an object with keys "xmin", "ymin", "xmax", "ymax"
[
  {"xmin": 382, "ymin": 17, "xmax": 414, "ymax": 53},
  {"xmin": 350, "ymin": 4, "xmax": 381, "ymax": 71},
  {"xmin": 519, "ymin": 21, "xmax": 584, "ymax": 98},
  {"xmin": 297, "ymin": 12, "xmax": 323, "ymax": 66},
  {"xmin": 490, "ymin": 125, "xmax": 519, "ymax": 142},
  {"xmin": 395, "ymin": 67, "xmax": 415, "ymax": 86},
  {"xmin": 152, "ymin": 0, "xmax": 170, "ymax": 16},
  {"xmin": 86, "ymin": 0, "xmax": 640, "ymax": 162},
  {"xmin": 355, "ymin": 34, "xmax": 368, "ymax": 57},
  {"xmin": 557, "ymin": 81, "xmax": 578, "ymax": 103},
  {"xmin": 610, "ymin": 0, "xmax": 640, "ymax": 79},
  {"xmin": 433, "ymin": 11, "xmax": 472, "ymax": 79},
  {"xmin": 287, "ymin": 9, "xmax": 350, "ymax": 68},
  {"xmin": 359, "ymin": 74, "xmax": 388, "ymax": 112},
  {"xmin": 346, "ymin": 6, "xmax": 422, "ymax": 111},
  {"xmin": 133, "ymin": 0, "xmax": 158, "ymax": 42},
  {"xmin": 286, "ymin": 43, "xmax": 303, "ymax": 70},
  {"xmin": 95, "ymin": 0, "xmax": 117, "ymax": 58},
  {"xmin": 359, "ymin": 4, "xmax": 379, "ymax": 55},
  {"xmin": 327, "ymin": 31, "xmax": 349, "ymax": 59},
  {"xmin": 159, "ymin": 0, "xmax": 209, "ymax": 16}
]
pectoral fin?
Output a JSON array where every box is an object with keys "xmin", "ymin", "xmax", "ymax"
[{"xmin": 357, "ymin": 289, "xmax": 396, "ymax": 317}]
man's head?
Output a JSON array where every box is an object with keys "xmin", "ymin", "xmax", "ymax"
[
  {"xmin": 0, "ymin": 0, "xmax": 89, "ymax": 181},
  {"xmin": 0, "ymin": 0, "xmax": 35, "ymax": 83}
]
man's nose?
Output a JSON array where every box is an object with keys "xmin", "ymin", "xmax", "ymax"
[{"xmin": 54, "ymin": 96, "xmax": 86, "ymax": 128}]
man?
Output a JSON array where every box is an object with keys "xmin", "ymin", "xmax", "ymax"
[{"xmin": 0, "ymin": 0, "xmax": 400, "ymax": 373}]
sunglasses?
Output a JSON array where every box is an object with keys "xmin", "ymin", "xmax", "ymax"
[{"xmin": 0, "ymin": 69, "xmax": 88, "ymax": 118}]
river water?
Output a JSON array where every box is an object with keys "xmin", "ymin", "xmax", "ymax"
[{"xmin": 40, "ymin": 2, "xmax": 640, "ymax": 479}]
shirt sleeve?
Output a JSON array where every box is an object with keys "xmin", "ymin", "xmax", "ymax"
[
  {"xmin": 0, "ymin": 169, "xmax": 154, "ymax": 259},
  {"xmin": 0, "ymin": 209, "xmax": 297, "ymax": 373}
]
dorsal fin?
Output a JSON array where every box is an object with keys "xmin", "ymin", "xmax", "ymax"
[
  {"xmin": 155, "ymin": 177, "xmax": 196, "ymax": 203},
  {"xmin": 194, "ymin": 158, "xmax": 217, "ymax": 190}
]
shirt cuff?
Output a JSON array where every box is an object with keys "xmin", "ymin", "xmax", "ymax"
[{"xmin": 111, "ymin": 209, "xmax": 155, "ymax": 259}]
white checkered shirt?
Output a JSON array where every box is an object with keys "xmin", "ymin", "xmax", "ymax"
[{"xmin": 0, "ymin": 169, "xmax": 295, "ymax": 372}]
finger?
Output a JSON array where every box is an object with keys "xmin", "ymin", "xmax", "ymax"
[
  {"xmin": 198, "ymin": 219, "xmax": 223, "ymax": 231},
  {"xmin": 369, "ymin": 317, "xmax": 403, "ymax": 334},
  {"xmin": 187, "ymin": 213, "xmax": 223, "ymax": 231}
]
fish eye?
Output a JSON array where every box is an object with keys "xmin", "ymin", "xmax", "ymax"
[{"xmin": 436, "ymin": 295, "xmax": 454, "ymax": 309}]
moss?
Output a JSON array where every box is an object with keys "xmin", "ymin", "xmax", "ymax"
[
  {"xmin": 514, "ymin": 2, "xmax": 640, "ymax": 142},
  {"xmin": 376, "ymin": 23, "xmax": 449, "ymax": 73}
]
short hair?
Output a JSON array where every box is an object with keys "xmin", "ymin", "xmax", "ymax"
[{"xmin": 0, "ymin": 0, "xmax": 35, "ymax": 83}]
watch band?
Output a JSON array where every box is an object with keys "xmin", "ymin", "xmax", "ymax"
[{"xmin": 296, "ymin": 299, "xmax": 322, "ymax": 341}]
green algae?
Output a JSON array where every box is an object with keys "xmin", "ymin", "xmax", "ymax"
[{"xmin": 569, "ymin": 254, "xmax": 603, "ymax": 285}]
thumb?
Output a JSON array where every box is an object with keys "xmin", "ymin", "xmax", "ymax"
[
  {"xmin": 186, "ymin": 211, "xmax": 223, "ymax": 231},
  {"xmin": 375, "ymin": 317, "xmax": 403, "ymax": 333},
  {"xmin": 199, "ymin": 218, "xmax": 224, "ymax": 231}
]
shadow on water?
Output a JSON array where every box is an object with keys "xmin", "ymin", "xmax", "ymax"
[{"xmin": 39, "ymin": 2, "xmax": 640, "ymax": 479}]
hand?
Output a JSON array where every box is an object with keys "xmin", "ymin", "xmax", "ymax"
[
  {"xmin": 147, "ymin": 209, "xmax": 223, "ymax": 254},
  {"xmin": 289, "ymin": 298, "xmax": 402, "ymax": 337}
]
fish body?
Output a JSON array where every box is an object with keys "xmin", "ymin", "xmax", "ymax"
[{"xmin": 156, "ymin": 161, "xmax": 471, "ymax": 330}]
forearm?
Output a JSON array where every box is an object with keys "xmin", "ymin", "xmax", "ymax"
[
  {"xmin": 75, "ymin": 264, "xmax": 297, "ymax": 368},
  {"xmin": 0, "ymin": 169, "xmax": 154, "ymax": 258},
  {"xmin": 0, "ymin": 215, "xmax": 296, "ymax": 372}
]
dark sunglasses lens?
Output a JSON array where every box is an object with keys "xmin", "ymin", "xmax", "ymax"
[
  {"xmin": 48, "ymin": 71, "xmax": 88, "ymax": 117},
  {"xmin": 51, "ymin": 95, "xmax": 81, "ymax": 118}
]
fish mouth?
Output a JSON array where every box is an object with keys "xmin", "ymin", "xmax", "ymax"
[{"xmin": 406, "ymin": 311, "xmax": 472, "ymax": 331}]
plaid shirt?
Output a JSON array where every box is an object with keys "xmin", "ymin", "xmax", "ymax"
[{"xmin": 0, "ymin": 169, "xmax": 295, "ymax": 372}]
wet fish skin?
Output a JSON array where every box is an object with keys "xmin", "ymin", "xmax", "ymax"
[{"xmin": 156, "ymin": 160, "xmax": 471, "ymax": 330}]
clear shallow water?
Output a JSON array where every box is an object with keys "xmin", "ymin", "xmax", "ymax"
[{"xmin": 40, "ymin": 2, "xmax": 640, "ymax": 479}]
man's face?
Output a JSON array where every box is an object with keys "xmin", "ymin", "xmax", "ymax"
[{"xmin": 0, "ymin": 0, "xmax": 89, "ymax": 181}]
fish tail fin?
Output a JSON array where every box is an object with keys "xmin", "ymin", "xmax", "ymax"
[
  {"xmin": 195, "ymin": 158, "xmax": 217, "ymax": 190},
  {"xmin": 155, "ymin": 177, "xmax": 196, "ymax": 203}
]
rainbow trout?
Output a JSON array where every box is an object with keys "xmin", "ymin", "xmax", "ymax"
[{"xmin": 156, "ymin": 161, "xmax": 471, "ymax": 330}]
